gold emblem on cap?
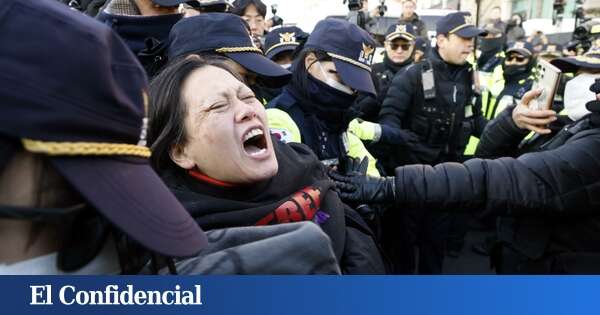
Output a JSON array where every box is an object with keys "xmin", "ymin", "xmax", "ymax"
[
  {"xmin": 547, "ymin": 45, "xmax": 556, "ymax": 52},
  {"xmin": 279, "ymin": 32, "xmax": 296, "ymax": 44},
  {"xmin": 358, "ymin": 43, "xmax": 375, "ymax": 65},
  {"xmin": 395, "ymin": 24, "xmax": 407, "ymax": 33},
  {"xmin": 514, "ymin": 42, "xmax": 525, "ymax": 49}
]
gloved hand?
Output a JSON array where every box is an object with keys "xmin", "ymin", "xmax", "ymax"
[
  {"xmin": 348, "ymin": 118, "xmax": 382, "ymax": 142},
  {"xmin": 329, "ymin": 157, "xmax": 396, "ymax": 204}
]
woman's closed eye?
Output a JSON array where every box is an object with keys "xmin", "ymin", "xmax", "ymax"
[
  {"xmin": 207, "ymin": 102, "xmax": 228, "ymax": 112},
  {"xmin": 241, "ymin": 93, "xmax": 257, "ymax": 102}
]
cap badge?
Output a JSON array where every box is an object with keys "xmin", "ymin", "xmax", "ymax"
[
  {"xmin": 514, "ymin": 42, "xmax": 525, "ymax": 49},
  {"xmin": 395, "ymin": 24, "xmax": 407, "ymax": 33},
  {"xmin": 359, "ymin": 43, "xmax": 375, "ymax": 65},
  {"xmin": 548, "ymin": 45, "xmax": 556, "ymax": 52},
  {"xmin": 279, "ymin": 32, "xmax": 296, "ymax": 44}
]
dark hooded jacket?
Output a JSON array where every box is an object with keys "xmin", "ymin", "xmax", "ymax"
[
  {"xmin": 161, "ymin": 138, "xmax": 386, "ymax": 274},
  {"xmin": 392, "ymin": 108, "xmax": 600, "ymax": 273}
]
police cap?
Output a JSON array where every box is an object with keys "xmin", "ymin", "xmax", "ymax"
[{"xmin": 0, "ymin": 0, "xmax": 208, "ymax": 257}]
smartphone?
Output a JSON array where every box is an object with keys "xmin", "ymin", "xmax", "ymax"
[{"xmin": 530, "ymin": 59, "xmax": 562, "ymax": 111}]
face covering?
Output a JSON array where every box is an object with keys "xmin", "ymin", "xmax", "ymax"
[
  {"xmin": 315, "ymin": 61, "xmax": 355, "ymax": 95},
  {"xmin": 296, "ymin": 72, "xmax": 358, "ymax": 129},
  {"xmin": 480, "ymin": 37, "xmax": 504, "ymax": 53},
  {"xmin": 564, "ymin": 73, "xmax": 600, "ymax": 121},
  {"xmin": 503, "ymin": 63, "xmax": 530, "ymax": 78}
]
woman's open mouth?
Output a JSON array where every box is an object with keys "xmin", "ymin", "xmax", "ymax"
[{"xmin": 242, "ymin": 127, "xmax": 268, "ymax": 158}]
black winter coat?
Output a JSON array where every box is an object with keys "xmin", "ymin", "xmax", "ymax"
[
  {"xmin": 162, "ymin": 139, "xmax": 386, "ymax": 274},
  {"xmin": 393, "ymin": 108, "xmax": 600, "ymax": 273},
  {"xmin": 379, "ymin": 49, "xmax": 487, "ymax": 165}
]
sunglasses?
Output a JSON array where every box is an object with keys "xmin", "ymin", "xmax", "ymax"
[
  {"xmin": 390, "ymin": 43, "xmax": 412, "ymax": 51},
  {"xmin": 506, "ymin": 55, "xmax": 527, "ymax": 62}
]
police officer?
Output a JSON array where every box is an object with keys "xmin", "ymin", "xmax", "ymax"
[
  {"xmin": 0, "ymin": 0, "xmax": 341, "ymax": 275},
  {"xmin": 464, "ymin": 39, "xmax": 530, "ymax": 156},
  {"xmin": 330, "ymin": 50, "xmax": 600, "ymax": 274},
  {"xmin": 167, "ymin": 13, "xmax": 291, "ymax": 104},
  {"xmin": 478, "ymin": 24, "xmax": 505, "ymax": 73},
  {"xmin": 0, "ymin": 0, "xmax": 208, "ymax": 274},
  {"xmin": 539, "ymin": 43, "xmax": 564, "ymax": 62},
  {"xmin": 352, "ymin": 23, "xmax": 418, "ymax": 123},
  {"xmin": 377, "ymin": 12, "xmax": 488, "ymax": 273},
  {"xmin": 475, "ymin": 24, "xmax": 506, "ymax": 119},
  {"xmin": 486, "ymin": 41, "xmax": 536, "ymax": 121},
  {"xmin": 379, "ymin": 12, "xmax": 488, "ymax": 166},
  {"xmin": 263, "ymin": 26, "xmax": 310, "ymax": 69},
  {"xmin": 373, "ymin": 24, "xmax": 418, "ymax": 105},
  {"xmin": 266, "ymin": 18, "xmax": 381, "ymax": 177}
]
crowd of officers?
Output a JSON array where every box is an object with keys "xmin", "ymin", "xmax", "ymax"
[{"xmin": 0, "ymin": 0, "xmax": 599, "ymax": 275}]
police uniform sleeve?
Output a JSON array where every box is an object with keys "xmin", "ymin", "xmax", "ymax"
[
  {"xmin": 266, "ymin": 108, "xmax": 302, "ymax": 143},
  {"xmin": 393, "ymin": 128, "xmax": 600, "ymax": 217},
  {"xmin": 345, "ymin": 132, "xmax": 381, "ymax": 177}
]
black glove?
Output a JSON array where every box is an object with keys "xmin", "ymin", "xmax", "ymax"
[{"xmin": 329, "ymin": 157, "xmax": 396, "ymax": 204}]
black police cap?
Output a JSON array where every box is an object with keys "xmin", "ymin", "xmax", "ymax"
[
  {"xmin": 552, "ymin": 46, "xmax": 600, "ymax": 73},
  {"xmin": 436, "ymin": 12, "xmax": 487, "ymax": 38},
  {"xmin": 305, "ymin": 18, "xmax": 378, "ymax": 96},
  {"xmin": 506, "ymin": 41, "xmax": 534, "ymax": 57},
  {"xmin": 385, "ymin": 23, "xmax": 417, "ymax": 42},
  {"xmin": 264, "ymin": 26, "xmax": 308, "ymax": 60},
  {"xmin": 0, "ymin": 0, "xmax": 207, "ymax": 258},
  {"xmin": 168, "ymin": 13, "xmax": 290, "ymax": 84}
]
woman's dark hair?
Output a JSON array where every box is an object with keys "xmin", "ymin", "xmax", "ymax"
[
  {"xmin": 290, "ymin": 48, "xmax": 332, "ymax": 100},
  {"xmin": 147, "ymin": 55, "xmax": 242, "ymax": 173}
]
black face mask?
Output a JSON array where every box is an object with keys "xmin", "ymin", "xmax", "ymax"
[
  {"xmin": 503, "ymin": 64, "xmax": 530, "ymax": 78},
  {"xmin": 480, "ymin": 37, "xmax": 504, "ymax": 53},
  {"xmin": 304, "ymin": 73, "xmax": 358, "ymax": 120}
]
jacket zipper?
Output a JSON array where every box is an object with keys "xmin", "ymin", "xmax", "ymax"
[{"xmin": 445, "ymin": 85, "xmax": 458, "ymax": 154}]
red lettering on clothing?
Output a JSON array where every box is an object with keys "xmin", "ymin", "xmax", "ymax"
[{"xmin": 255, "ymin": 186, "xmax": 322, "ymax": 226}]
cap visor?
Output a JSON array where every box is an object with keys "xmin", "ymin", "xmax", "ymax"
[
  {"xmin": 226, "ymin": 52, "xmax": 291, "ymax": 87},
  {"xmin": 151, "ymin": 0, "xmax": 188, "ymax": 6},
  {"xmin": 333, "ymin": 59, "xmax": 376, "ymax": 96},
  {"xmin": 265, "ymin": 45, "xmax": 296, "ymax": 60},
  {"xmin": 507, "ymin": 48, "xmax": 532, "ymax": 57},
  {"xmin": 387, "ymin": 34, "xmax": 415, "ymax": 42},
  {"xmin": 50, "ymin": 157, "xmax": 208, "ymax": 258},
  {"xmin": 551, "ymin": 57, "xmax": 581, "ymax": 73},
  {"xmin": 455, "ymin": 26, "xmax": 487, "ymax": 38}
]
